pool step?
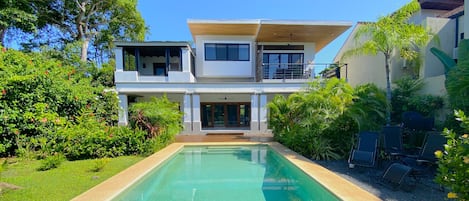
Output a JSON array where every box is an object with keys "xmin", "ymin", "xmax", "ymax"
[{"xmin": 182, "ymin": 146, "xmax": 249, "ymax": 154}]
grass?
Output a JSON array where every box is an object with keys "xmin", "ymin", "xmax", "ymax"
[{"xmin": 0, "ymin": 156, "xmax": 143, "ymax": 201}]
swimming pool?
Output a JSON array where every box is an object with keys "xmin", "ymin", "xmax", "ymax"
[
  {"xmin": 72, "ymin": 142, "xmax": 380, "ymax": 201},
  {"xmin": 112, "ymin": 145, "xmax": 339, "ymax": 201}
]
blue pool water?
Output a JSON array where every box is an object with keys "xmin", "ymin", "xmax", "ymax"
[{"xmin": 113, "ymin": 145, "xmax": 340, "ymax": 201}]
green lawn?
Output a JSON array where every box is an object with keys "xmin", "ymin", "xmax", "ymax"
[{"xmin": 0, "ymin": 156, "xmax": 143, "ymax": 201}]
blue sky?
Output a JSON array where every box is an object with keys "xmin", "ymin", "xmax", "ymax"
[{"xmin": 137, "ymin": 0, "xmax": 411, "ymax": 63}]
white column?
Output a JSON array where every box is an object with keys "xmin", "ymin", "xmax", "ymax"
[
  {"xmin": 250, "ymin": 94, "xmax": 259, "ymax": 133},
  {"xmin": 181, "ymin": 48, "xmax": 190, "ymax": 72},
  {"xmin": 259, "ymin": 94, "xmax": 268, "ymax": 132},
  {"xmin": 118, "ymin": 94, "xmax": 128, "ymax": 126},
  {"xmin": 192, "ymin": 94, "xmax": 201, "ymax": 134},
  {"xmin": 182, "ymin": 94, "xmax": 192, "ymax": 133},
  {"xmin": 115, "ymin": 47, "xmax": 124, "ymax": 72}
]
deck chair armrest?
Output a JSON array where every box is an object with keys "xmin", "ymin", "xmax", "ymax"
[
  {"xmin": 416, "ymin": 159, "xmax": 432, "ymax": 164},
  {"xmin": 389, "ymin": 152, "xmax": 406, "ymax": 157}
]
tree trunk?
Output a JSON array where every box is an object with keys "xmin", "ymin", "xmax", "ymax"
[
  {"xmin": 81, "ymin": 38, "xmax": 89, "ymax": 62},
  {"xmin": 384, "ymin": 54, "xmax": 392, "ymax": 125}
]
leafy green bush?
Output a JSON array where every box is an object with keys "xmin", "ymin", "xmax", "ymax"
[
  {"xmin": 129, "ymin": 95, "xmax": 183, "ymax": 139},
  {"xmin": 90, "ymin": 158, "xmax": 110, "ymax": 172},
  {"xmin": 392, "ymin": 76, "xmax": 444, "ymax": 123},
  {"xmin": 268, "ymin": 79, "xmax": 386, "ymax": 160},
  {"xmin": 52, "ymin": 113, "xmax": 150, "ymax": 160},
  {"xmin": 0, "ymin": 47, "xmax": 118, "ymax": 156},
  {"xmin": 446, "ymin": 39, "xmax": 469, "ymax": 119},
  {"xmin": 435, "ymin": 110, "xmax": 469, "ymax": 200},
  {"xmin": 37, "ymin": 154, "xmax": 65, "ymax": 171}
]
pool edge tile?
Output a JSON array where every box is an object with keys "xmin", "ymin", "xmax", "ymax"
[
  {"xmin": 72, "ymin": 142, "xmax": 382, "ymax": 201},
  {"xmin": 268, "ymin": 142, "xmax": 382, "ymax": 201},
  {"xmin": 71, "ymin": 143, "xmax": 185, "ymax": 201}
]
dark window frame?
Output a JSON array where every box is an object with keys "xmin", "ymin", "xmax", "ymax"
[{"xmin": 204, "ymin": 43, "xmax": 250, "ymax": 61}]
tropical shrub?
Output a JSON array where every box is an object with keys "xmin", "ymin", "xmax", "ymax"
[
  {"xmin": 0, "ymin": 48, "xmax": 118, "ymax": 156},
  {"xmin": 435, "ymin": 110, "xmax": 469, "ymax": 200},
  {"xmin": 268, "ymin": 79, "xmax": 386, "ymax": 159},
  {"xmin": 129, "ymin": 96, "xmax": 183, "ymax": 139},
  {"xmin": 392, "ymin": 76, "xmax": 444, "ymax": 123},
  {"xmin": 37, "ymin": 154, "xmax": 65, "ymax": 171},
  {"xmin": 446, "ymin": 39, "xmax": 469, "ymax": 124},
  {"xmin": 90, "ymin": 157, "xmax": 110, "ymax": 172},
  {"xmin": 50, "ymin": 112, "xmax": 152, "ymax": 160}
]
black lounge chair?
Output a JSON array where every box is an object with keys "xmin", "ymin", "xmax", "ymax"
[
  {"xmin": 348, "ymin": 131, "xmax": 379, "ymax": 168},
  {"xmin": 380, "ymin": 163, "xmax": 413, "ymax": 191},
  {"xmin": 402, "ymin": 111, "xmax": 435, "ymax": 131},
  {"xmin": 401, "ymin": 132, "xmax": 447, "ymax": 175},
  {"xmin": 382, "ymin": 126, "xmax": 405, "ymax": 159}
]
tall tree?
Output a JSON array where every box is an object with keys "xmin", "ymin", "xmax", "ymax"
[
  {"xmin": 54, "ymin": 0, "xmax": 146, "ymax": 61},
  {"xmin": 0, "ymin": 0, "xmax": 38, "ymax": 46},
  {"xmin": 342, "ymin": 0, "xmax": 430, "ymax": 125}
]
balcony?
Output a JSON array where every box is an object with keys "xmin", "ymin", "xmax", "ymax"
[
  {"xmin": 114, "ymin": 42, "xmax": 196, "ymax": 83},
  {"xmin": 260, "ymin": 63, "xmax": 342, "ymax": 82}
]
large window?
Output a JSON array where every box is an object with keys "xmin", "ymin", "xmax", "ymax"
[
  {"xmin": 263, "ymin": 53, "xmax": 304, "ymax": 79},
  {"xmin": 205, "ymin": 43, "xmax": 250, "ymax": 61}
]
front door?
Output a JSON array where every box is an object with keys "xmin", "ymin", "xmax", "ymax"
[{"xmin": 201, "ymin": 103, "xmax": 250, "ymax": 128}]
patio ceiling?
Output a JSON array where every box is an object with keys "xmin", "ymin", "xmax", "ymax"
[
  {"xmin": 187, "ymin": 19, "xmax": 352, "ymax": 52},
  {"xmin": 419, "ymin": 0, "xmax": 464, "ymax": 10}
]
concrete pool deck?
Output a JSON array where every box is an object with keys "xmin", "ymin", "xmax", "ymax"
[{"xmin": 72, "ymin": 140, "xmax": 381, "ymax": 201}]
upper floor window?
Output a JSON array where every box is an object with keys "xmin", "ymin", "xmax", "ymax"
[{"xmin": 205, "ymin": 43, "xmax": 249, "ymax": 61}]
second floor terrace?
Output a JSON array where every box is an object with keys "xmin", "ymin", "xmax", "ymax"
[
  {"xmin": 114, "ymin": 41, "xmax": 197, "ymax": 83},
  {"xmin": 114, "ymin": 42, "xmax": 338, "ymax": 84}
]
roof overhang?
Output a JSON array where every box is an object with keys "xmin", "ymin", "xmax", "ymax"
[
  {"xmin": 419, "ymin": 0, "xmax": 463, "ymax": 10},
  {"xmin": 115, "ymin": 41, "xmax": 191, "ymax": 47},
  {"xmin": 187, "ymin": 19, "xmax": 352, "ymax": 52}
]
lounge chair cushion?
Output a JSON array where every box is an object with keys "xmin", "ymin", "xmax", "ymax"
[
  {"xmin": 350, "ymin": 150, "xmax": 374, "ymax": 166},
  {"xmin": 381, "ymin": 163, "xmax": 413, "ymax": 191}
]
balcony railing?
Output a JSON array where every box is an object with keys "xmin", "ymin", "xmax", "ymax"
[
  {"xmin": 261, "ymin": 63, "xmax": 342, "ymax": 80},
  {"xmin": 262, "ymin": 63, "xmax": 309, "ymax": 79}
]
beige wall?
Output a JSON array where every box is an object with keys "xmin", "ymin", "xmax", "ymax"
[
  {"xmin": 420, "ymin": 17, "xmax": 455, "ymax": 78},
  {"xmin": 420, "ymin": 75, "xmax": 447, "ymax": 96},
  {"xmin": 335, "ymin": 11, "xmax": 456, "ymax": 92},
  {"xmin": 335, "ymin": 25, "xmax": 405, "ymax": 88}
]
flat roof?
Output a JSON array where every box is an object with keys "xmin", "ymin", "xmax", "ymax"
[
  {"xmin": 188, "ymin": 19, "xmax": 352, "ymax": 52},
  {"xmin": 115, "ymin": 41, "xmax": 191, "ymax": 47}
]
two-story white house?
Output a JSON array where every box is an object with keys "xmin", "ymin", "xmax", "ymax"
[{"xmin": 114, "ymin": 19, "xmax": 351, "ymax": 135}]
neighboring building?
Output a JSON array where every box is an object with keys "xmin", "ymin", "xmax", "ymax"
[
  {"xmin": 114, "ymin": 19, "xmax": 352, "ymax": 135},
  {"xmin": 333, "ymin": 0, "xmax": 465, "ymax": 96}
]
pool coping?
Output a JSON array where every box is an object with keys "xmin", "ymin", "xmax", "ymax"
[{"xmin": 72, "ymin": 142, "xmax": 381, "ymax": 201}]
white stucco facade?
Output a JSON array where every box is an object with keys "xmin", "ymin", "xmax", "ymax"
[{"xmin": 114, "ymin": 19, "xmax": 352, "ymax": 135}]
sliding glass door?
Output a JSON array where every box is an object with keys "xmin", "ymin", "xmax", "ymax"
[{"xmin": 201, "ymin": 103, "xmax": 250, "ymax": 128}]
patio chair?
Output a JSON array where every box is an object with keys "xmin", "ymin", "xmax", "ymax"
[
  {"xmin": 382, "ymin": 126, "xmax": 405, "ymax": 159},
  {"xmin": 402, "ymin": 111, "xmax": 434, "ymax": 131},
  {"xmin": 379, "ymin": 162, "xmax": 413, "ymax": 191},
  {"xmin": 348, "ymin": 131, "xmax": 379, "ymax": 168},
  {"xmin": 401, "ymin": 132, "xmax": 447, "ymax": 176}
]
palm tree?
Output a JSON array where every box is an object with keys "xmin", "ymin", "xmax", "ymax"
[{"xmin": 342, "ymin": 0, "xmax": 431, "ymax": 125}]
